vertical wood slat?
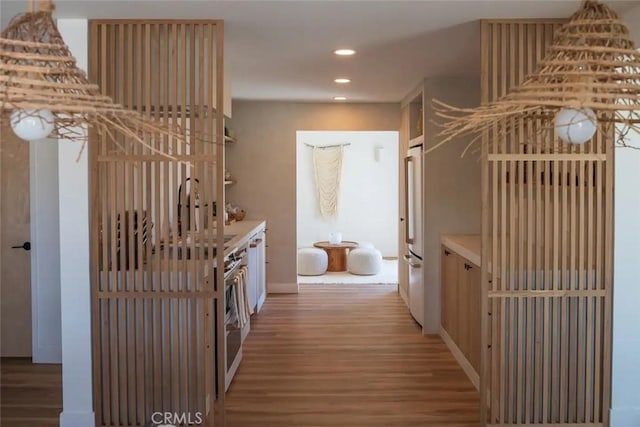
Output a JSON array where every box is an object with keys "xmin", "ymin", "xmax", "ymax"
[
  {"xmin": 480, "ymin": 19, "xmax": 612, "ymax": 427},
  {"xmin": 88, "ymin": 20, "xmax": 104, "ymax": 427},
  {"xmin": 601, "ymin": 113, "xmax": 614, "ymax": 427},
  {"xmin": 479, "ymin": 18, "xmax": 491, "ymax": 427},
  {"xmin": 89, "ymin": 20, "xmax": 223, "ymax": 427},
  {"xmin": 214, "ymin": 21, "xmax": 227, "ymax": 427},
  {"xmin": 134, "ymin": 21, "xmax": 145, "ymax": 423}
]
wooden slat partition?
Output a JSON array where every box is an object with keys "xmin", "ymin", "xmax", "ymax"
[
  {"xmin": 89, "ymin": 20, "xmax": 225, "ymax": 427},
  {"xmin": 480, "ymin": 20, "xmax": 613, "ymax": 427}
]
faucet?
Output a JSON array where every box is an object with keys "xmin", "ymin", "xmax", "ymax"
[{"xmin": 177, "ymin": 177, "xmax": 199, "ymax": 237}]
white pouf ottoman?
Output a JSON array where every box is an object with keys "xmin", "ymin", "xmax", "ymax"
[
  {"xmin": 298, "ymin": 247, "xmax": 328, "ymax": 276},
  {"xmin": 348, "ymin": 247, "xmax": 383, "ymax": 275}
]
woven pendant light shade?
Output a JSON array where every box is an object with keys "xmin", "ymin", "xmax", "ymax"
[
  {"xmin": 434, "ymin": 0, "xmax": 640, "ymax": 153},
  {"xmin": 0, "ymin": 4, "xmax": 192, "ymax": 155}
]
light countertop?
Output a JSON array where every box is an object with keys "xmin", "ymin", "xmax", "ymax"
[
  {"xmin": 224, "ymin": 219, "xmax": 267, "ymax": 256},
  {"xmin": 442, "ymin": 234, "xmax": 596, "ymax": 276},
  {"xmin": 441, "ymin": 234, "xmax": 481, "ymax": 267}
]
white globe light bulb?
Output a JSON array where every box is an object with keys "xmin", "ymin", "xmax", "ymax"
[
  {"xmin": 10, "ymin": 109, "xmax": 55, "ymax": 141},
  {"xmin": 554, "ymin": 107, "xmax": 597, "ymax": 145}
]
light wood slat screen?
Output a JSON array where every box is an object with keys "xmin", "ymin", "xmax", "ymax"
[
  {"xmin": 89, "ymin": 20, "xmax": 225, "ymax": 427},
  {"xmin": 479, "ymin": 20, "xmax": 613, "ymax": 427}
]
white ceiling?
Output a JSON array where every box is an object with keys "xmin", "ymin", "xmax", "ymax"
[{"xmin": 2, "ymin": 0, "xmax": 639, "ymax": 102}]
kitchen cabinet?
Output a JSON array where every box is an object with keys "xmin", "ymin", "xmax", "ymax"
[
  {"xmin": 255, "ymin": 229, "xmax": 267, "ymax": 312},
  {"xmin": 441, "ymin": 246, "xmax": 458, "ymax": 340},
  {"xmin": 441, "ymin": 242, "xmax": 482, "ymax": 385},
  {"xmin": 247, "ymin": 236, "xmax": 259, "ymax": 310},
  {"xmin": 247, "ymin": 227, "xmax": 267, "ymax": 313}
]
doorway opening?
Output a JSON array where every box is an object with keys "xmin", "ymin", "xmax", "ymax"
[{"xmin": 295, "ymin": 130, "xmax": 399, "ymax": 286}]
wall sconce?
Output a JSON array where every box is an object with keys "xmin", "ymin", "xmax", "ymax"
[{"xmin": 374, "ymin": 146, "xmax": 384, "ymax": 162}]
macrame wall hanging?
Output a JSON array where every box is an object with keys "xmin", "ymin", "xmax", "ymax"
[{"xmin": 311, "ymin": 144, "xmax": 345, "ymax": 218}]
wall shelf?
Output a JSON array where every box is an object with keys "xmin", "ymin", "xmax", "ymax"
[
  {"xmin": 224, "ymin": 135, "xmax": 236, "ymax": 144},
  {"xmin": 224, "ymin": 180, "xmax": 235, "ymax": 186}
]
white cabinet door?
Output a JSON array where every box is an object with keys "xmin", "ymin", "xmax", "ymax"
[
  {"xmin": 256, "ymin": 230, "xmax": 267, "ymax": 313},
  {"xmin": 407, "ymin": 253, "xmax": 424, "ymax": 326},
  {"xmin": 247, "ymin": 236, "xmax": 258, "ymax": 311}
]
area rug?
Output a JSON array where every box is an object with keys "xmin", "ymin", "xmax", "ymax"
[{"xmin": 297, "ymin": 259, "xmax": 398, "ymax": 285}]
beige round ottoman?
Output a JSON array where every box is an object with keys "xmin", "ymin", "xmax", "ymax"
[
  {"xmin": 347, "ymin": 247, "xmax": 383, "ymax": 275},
  {"xmin": 297, "ymin": 247, "xmax": 328, "ymax": 276}
]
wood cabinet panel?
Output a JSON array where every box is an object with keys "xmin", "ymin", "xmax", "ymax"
[
  {"xmin": 441, "ymin": 244, "xmax": 483, "ymax": 386},
  {"xmin": 467, "ymin": 262, "xmax": 481, "ymax": 373},
  {"xmin": 457, "ymin": 258, "xmax": 471, "ymax": 359},
  {"xmin": 441, "ymin": 246, "xmax": 459, "ymax": 340}
]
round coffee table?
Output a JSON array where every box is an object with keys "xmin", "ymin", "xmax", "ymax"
[{"xmin": 313, "ymin": 241, "xmax": 358, "ymax": 272}]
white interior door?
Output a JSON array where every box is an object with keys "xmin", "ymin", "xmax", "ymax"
[{"xmin": 1, "ymin": 128, "xmax": 32, "ymax": 357}]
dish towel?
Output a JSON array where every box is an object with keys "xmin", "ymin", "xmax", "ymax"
[{"xmin": 233, "ymin": 266, "xmax": 253, "ymax": 328}]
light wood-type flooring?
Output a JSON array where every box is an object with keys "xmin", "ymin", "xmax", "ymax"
[
  {"xmin": 0, "ymin": 358, "xmax": 62, "ymax": 426},
  {"xmin": 0, "ymin": 284, "xmax": 479, "ymax": 426},
  {"xmin": 226, "ymin": 284, "xmax": 479, "ymax": 426}
]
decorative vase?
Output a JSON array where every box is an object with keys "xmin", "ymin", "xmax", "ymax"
[{"xmin": 328, "ymin": 232, "xmax": 342, "ymax": 245}]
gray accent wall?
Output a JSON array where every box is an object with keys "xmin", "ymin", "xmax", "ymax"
[{"xmin": 423, "ymin": 76, "xmax": 482, "ymax": 334}]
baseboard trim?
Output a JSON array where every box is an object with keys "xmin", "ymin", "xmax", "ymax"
[
  {"xmin": 256, "ymin": 292, "xmax": 266, "ymax": 312},
  {"xmin": 60, "ymin": 411, "xmax": 95, "ymax": 427},
  {"xmin": 268, "ymin": 282, "xmax": 298, "ymax": 294},
  {"xmin": 33, "ymin": 345, "xmax": 62, "ymax": 364},
  {"xmin": 440, "ymin": 326, "xmax": 479, "ymax": 391},
  {"xmin": 610, "ymin": 407, "xmax": 640, "ymax": 426}
]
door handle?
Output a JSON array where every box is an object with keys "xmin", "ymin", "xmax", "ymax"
[
  {"xmin": 11, "ymin": 241, "xmax": 31, "ymax": 251},
  {"xmin": 403, "ymin": 254, "xmax": 421, "ymax": 268},
  {"xmin": 404, "ymin": 156, "xmax": 414, "ymax": 245}
]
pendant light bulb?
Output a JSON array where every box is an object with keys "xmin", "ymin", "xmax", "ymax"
[
  {"xmin": 554, "ymin": 107, "xmax": 597, "ymax": 145},
  {"xmin": 10, "ymin": 109, "xmax": 55, "ymax": 141}
]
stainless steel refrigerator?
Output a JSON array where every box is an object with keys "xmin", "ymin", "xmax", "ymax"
[{"xmin": 404, "ymin": 144, "xmax": 424, "ymax": 326}]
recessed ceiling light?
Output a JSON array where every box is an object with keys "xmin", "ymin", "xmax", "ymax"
[
  {"xmin": 334, "ymin": 78, "xmax": 351, "ymax": 84},
  {"xmin": 333, "ymin": 96, "xmax": 347, "ymax": 101},
  {"xmin": 334, "ymin": 49, "xmax": 356, "ymax": 56}
]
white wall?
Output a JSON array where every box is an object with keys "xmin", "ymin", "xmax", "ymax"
[
  {"xmin": 611, "ymin": 128, "xmax": 640, "ymax": 426},
  {"xmin": 296, "ymin": 131, "xmax": 399, "ymax": 257},
  {"xmin": 610, "ymin": 7, "xmax": 640, "ymax": 426},
  {"xmin": 30, "ymin": 140, "xmax": 61, "ymax": 363},
  {"xmin": 57, "ymin": 19, "xmax": 95, "ymax": 427}
]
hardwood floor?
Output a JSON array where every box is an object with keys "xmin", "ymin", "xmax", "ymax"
[
  {"xmin": 0, "ymin": 358, "xmax": 61, "ymax": 427},
  {"xmin": 226, "ymin": 284, "xmax": 480, "ymax": 427},
  {"xmin": 0, "ymin": 285, "xmax": 479, "ymax": 426}
]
